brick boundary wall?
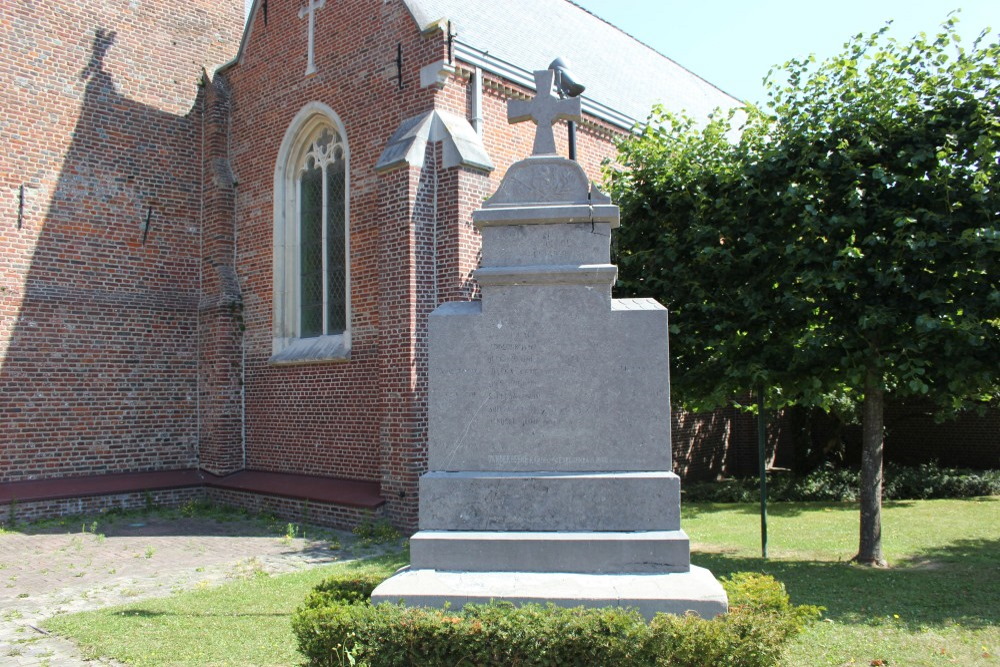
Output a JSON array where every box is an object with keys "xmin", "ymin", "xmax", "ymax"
[
  {"xmin": 672, "ymin": 409, "xmax": 733, "ymax": 481},
  {"xmin": 205, "ymin": 487, "xmax": 386, "ymax": 532},
  {"xmin": 0, "ymin": 488, "xmax": 205, "ymax": 526},
  {"xmin": 725, "ymin": 402, "xmax": 998, "ymax": 476},
  {"xmin": 1, "ymin": 483, "xmax": 385, "ymax": 531},
  {"xmin": 846, "ymin": 402, "xmax": 999, "ymax": 470}
]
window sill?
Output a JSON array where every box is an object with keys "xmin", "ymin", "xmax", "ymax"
[{"xmin": 269, "ymin": 334, "xmax": 350, "ymax": 365}]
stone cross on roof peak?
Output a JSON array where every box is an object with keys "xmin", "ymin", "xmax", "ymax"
[
  {"xmin": 508, "ymin": 69, "xmax": 582, "ymax": 157},
  {"xmin": 299, "ymin": 0, "xmax": 326, "ymax": 76}
]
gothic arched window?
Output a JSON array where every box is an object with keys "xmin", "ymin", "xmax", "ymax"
[
  {"xmin": 272, "ymin": 104, "xmax": 350, "ymax": 363},
  {"xmin": 297, "ymin": 127, "xmax": 347, "ymax": 337}
]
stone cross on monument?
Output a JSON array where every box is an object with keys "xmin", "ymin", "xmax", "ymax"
[
  {"xmin": 298, "ymin": 0, "xmax": 326, "ymax": 76},
  {"xmin": 508, "ymin": 69, "xmax": 582, "ymax": 156}
]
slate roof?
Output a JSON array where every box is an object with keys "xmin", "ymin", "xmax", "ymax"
[{"xmin": 402, "ymin": 0, "xmax": 742, "ymax": 129}]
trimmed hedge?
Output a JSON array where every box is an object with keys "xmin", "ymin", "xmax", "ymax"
[
  {"xmin": 683, "ymin": 462, "xmax": 1000, "ymax": 503},
  {"xmin": 292, "ymin": 571, "xmax": 821, "ymax": 667}
]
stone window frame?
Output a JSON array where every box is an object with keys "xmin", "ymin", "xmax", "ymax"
[{"xmin": 270, "ymin": 102, "xmax": 351, "ymax": 364}]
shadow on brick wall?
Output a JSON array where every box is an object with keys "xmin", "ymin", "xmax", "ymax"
[
  {"xmin": 1, "ymin": 27, "xmax": 207, "ymax": 482},
  {"xmin": 673, "ymin": 408, "xmax": 736, "ymax": 480},
  {"xmin": 847, "ymin": 401, "xmax": 999, "ymax": 469}
]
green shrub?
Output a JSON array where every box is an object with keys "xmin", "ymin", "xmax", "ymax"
[
  {"xmin": 883, "ymin": 462, "xmax": 1000, "ymax": 499},
  {"xmin": 302, "ymin": 571, "xmax": 387, "ymax": 609},
  {"xmin": 683, "ymin": 462, "xmax": 1000, "ymax": 503},
  {"xmin": 718, "ymin": 573, "xmax": 824, "ymax": 667},
  {"xmin": 640, "ymin": 572, "xmax": 823, "ymax": 667},
  {"xmin": 293, "ymin": 571, "xmax": 820, "ymax": 667}
]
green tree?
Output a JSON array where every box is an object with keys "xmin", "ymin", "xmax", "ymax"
[{"xmin": 609, "ymin": 18, "xmax": 999, "ymax": 565}]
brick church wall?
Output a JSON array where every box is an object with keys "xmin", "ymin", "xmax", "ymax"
[
  {"xmin": 450, "ymin": 72, "xmax": 624, "ymax": 194},
  {"xmin": 223, "ymin": 0, "xmax": 450, "ymax": 528},
  {"xmin": 219, "ymin": 1, "xmax": 638, "ymax": 529},
  {"xmin": 0, "ymin": 1, "xmax": 243, "ymax": 483},
  {"xmin": 8, "ymin": 0, "xmax": 987, "ymax": 529},
  {"xmin": 198, "ymin": 73, "xmax": 246, "ymax": 476}
]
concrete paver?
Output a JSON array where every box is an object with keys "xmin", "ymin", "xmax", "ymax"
[{"xmin": 0, "ymin": 513, "xmax": 366, "ymax": 665}]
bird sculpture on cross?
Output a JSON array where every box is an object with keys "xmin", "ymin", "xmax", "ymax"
[{"xmin": 508, "ymin": 69, "xmax": 583, "ymax": 157}]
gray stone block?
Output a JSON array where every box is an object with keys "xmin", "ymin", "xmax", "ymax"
[
  {"xmin": 473, "ymin": 203, "xmax": 620, "ymax": 227},
  {"xmin": 370, "ymin": 566, "xmax": 728, "ymax": 620},
  {"xmin": 419, "ymin": 471, "xmax": 681, "ymax": 531},
  {"xmin": 409, "ymin": 530, "xmax": 691, "ymax": 573},
  {"xmin": 475, "ymin": 264, "xmax": 618, "ymax": 288},
  {"xmin": 479, "ymin": 156, "xmax": 587, "ymax": 206},
  {"xmin": 427, "ymin": 299, "xmax": 672, "ymax": 472},
  {"xmin": 480, "ymin": 223, "xmax": 612, "ymax": 268}
]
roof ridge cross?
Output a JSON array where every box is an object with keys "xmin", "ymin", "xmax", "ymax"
[{"xmin": 299, "ymin": 0, "xmax": 327, "ymax": 76}]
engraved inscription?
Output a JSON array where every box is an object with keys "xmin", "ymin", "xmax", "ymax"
[
  {"xmin": 487, "ymin": 159, "xmax": 589, "ymax": 204},
  {"xmin": 427, "ymin": 311, "xmax": 671, "ymax": 472},
  {"xmin": 436, "ymin": 337, "xmax": 607, "ymax": 435},
  {"xmin": 488, "ymin": 454, "xmax": 616, "ymax": 467},
  {"xmin": 482, "ymin": 341, "xmax": 544, "ymax": 427}
]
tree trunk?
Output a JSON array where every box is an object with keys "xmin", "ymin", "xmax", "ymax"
[{"xmin": 855, "ymin": 367, "xmax": 887, "ymax": 566}]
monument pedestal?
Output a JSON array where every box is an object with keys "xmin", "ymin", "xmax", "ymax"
[
  {"xmin": 372, "ymin": 70, "xmax": 726, "ymax": 619},
  {"xmin": 373, "ymin": 568, "xmax": 726, "ymax": 620},
  {"xmin": 410, "ymin": 529, "xmax": 692, "ymax": 573}
]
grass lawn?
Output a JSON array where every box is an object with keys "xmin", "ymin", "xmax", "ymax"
[
  {"xmin": 684, "ymin": 497, "xmax": 999, "ymax": 666},
  {"xmin": 44, "ymin": 553, "xmax": 408, "ymax": 667},
  {"xmin": 43, "ymin": 497, "xmax": 998, "ymax": 666}
]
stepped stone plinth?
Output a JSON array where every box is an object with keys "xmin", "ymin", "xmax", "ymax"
[{"xmin": 371, "ymin": 69, "xmax": 727, "ymax": 619}]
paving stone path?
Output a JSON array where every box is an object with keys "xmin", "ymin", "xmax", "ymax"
[{"xmin": 0, "ymin": 513, "xmax": 371, "ymax": 666}]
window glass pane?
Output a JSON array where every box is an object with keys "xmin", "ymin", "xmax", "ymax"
[
  {"xmin": 299, "ymin": 164, "xmax": 323, "ymax": 338},
  {"xmin": 326, "ymin": 163, "xmax": 347, "ymax": 334}
]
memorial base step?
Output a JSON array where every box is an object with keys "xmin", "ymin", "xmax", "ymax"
[
  {"xmin": 370, "ymin": 566, "xmax": 728, "ymax": 620},
  {"xmin": 419, "ymin": 470, "xmax": 680, "ymax": 531},
  {"xmin": 409, "ymin": 530, "xmax": 690, "ymax": 574}
]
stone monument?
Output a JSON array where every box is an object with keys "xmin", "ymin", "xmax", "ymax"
[{"xmin": 371, "ymin": 69, "xmax": 727, "ymax": 619}]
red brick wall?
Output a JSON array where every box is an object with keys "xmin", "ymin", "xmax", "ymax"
[
  {"xmin": 220, "ymin": 2, "xmax": 667, "ymax": 529},
  {"xmin": 224, "ymin": 0, "xmax": 450, "ymax": 529},
  {"xmin": 199, "ymin": 74, "xmax": 246, "ymax": 476},
  {"xmin": 848, "ymin": 402, "xmax": 999, "ymax": 470},
  {"xmin": 376, "ymin": 155, "xmax": 431, "ymax": 527},
  {"xmin": 672, "ymin": 410, "xmax": 734, "ymax": 480},
  {"xmin": 437, "ymin": 69, "xmax": 625, "ymax": 192},
  {"xmin": 3, "ymin": 488, "xmax": 205, "ymax": 525},
  {"xmin": 722, "ymin": 402, "xmax": 998, "ymax": 476},
  {"xmin": 205, "ymin": 487, "xmax": 384, "ymax": 532},
  {"xmin": 0, "ymin": 1, "xmax": 244, "ymax": 483}
]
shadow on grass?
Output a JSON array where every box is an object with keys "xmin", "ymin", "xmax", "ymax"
[{"xmin": 693, "ymin": 536, "xmax": 1000, "ymax": 630}]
